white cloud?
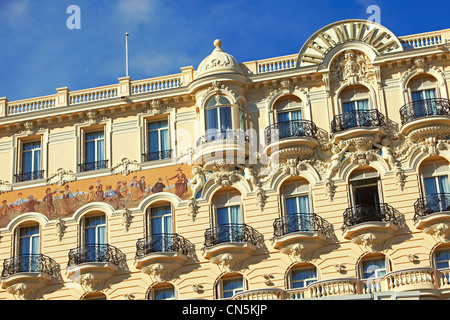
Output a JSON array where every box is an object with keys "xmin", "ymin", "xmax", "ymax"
[{"xmin": 116, "ymin": 0, "xmax": 158, "ymax": 28}]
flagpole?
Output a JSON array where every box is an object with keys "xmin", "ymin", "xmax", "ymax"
[{"xmin": 125, "ymin": 32, "xmax": 129, "ymax": 77}]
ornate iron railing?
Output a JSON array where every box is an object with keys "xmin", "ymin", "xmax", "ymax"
[
  {"xmin": 264, "ymin": 120, "xmax": 318, "ymax": 145},
  {"xmin": 331, "ymin": 109, "xmax": 386, "ymax": 133},
  {"xmin": 67, "ymin": 244, "xmax": 121, "ymax": 267},
  {"xmin": 400, "ymin": 98, "xmax": 450, "ymax": 125},
  {"xmin": 196, "ymin": 130, "xmax": 249, "ymax": 147},
  {"xmin": 135, "ymin": 233, "xmax": 190, "ymax": 257},
  {"xmin": 2, "ymin": 254, "xmax": 57, "ymax": 277},
  {"xmin": 204, "ymin": 223, "xmax": 261, "ymax": 248},
  {"xmin": 342, "ymin": 203, "xmax": 397, "ymax": 231},
  {"xmin": 142, "ymin": 149, "xmax": 173, "ymax": 162},
  {"xmin": 14, "ymin": 170, "xmax": 45, "ymax": 183},
  {"xmin": 413, "ymin": 193, "xmax": 450, "ymax": 222},
  {"xmin": 273, "ymin": 213, "xmax": 325, "ymax": 237},
  {"xmin": 78, "ymin": 160, "xmax": 109, "ymax": 172}
]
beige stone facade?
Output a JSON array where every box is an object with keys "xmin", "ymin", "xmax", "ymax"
[{"xmin": 1, "ymin": 19, "xmax": 450, "ymax": 300}]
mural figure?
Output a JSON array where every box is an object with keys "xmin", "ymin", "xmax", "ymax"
[
  {"xmin": 151, "ymin": 178, "xmax": 166, "ymax": 193},
  {"xmin": 43, "ymin": 188, "xmax": 58, "ymax": 218},
  {"xmin": 169, "ymin": 167, "xmax": 188, "ymax": 198},
  {"xmin": 59, "ymin": 184, "xmax": 79, "ymax": 215}
]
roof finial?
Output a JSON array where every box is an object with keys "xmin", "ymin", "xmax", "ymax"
[{"xmin": 214, "ymin": 39, "xmax": 222, "ymax": 49}]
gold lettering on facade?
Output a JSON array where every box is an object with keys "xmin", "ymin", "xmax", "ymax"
[{"xmin": 299, "ymin": 21, "xmax": 401, "ymax": 66}]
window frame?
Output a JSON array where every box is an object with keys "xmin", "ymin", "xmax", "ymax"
[
  {"xmin": 216, "ymin": 275, "xmax": 246, "ymax": 299},
  {"xmin": 288, "ymin": 265, "xmax": 318, "ymax": 289}
]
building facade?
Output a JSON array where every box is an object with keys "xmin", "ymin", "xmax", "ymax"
[{"xmin": 0, "ymin": 19, "xmax": 450, "ymax": 300}]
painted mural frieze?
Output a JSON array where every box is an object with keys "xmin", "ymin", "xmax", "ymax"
[{"xmin": 0, "ymin": 164, "xmax": 194, "ymax": 228}]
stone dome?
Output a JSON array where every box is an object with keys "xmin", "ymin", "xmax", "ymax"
[{"xmin": 195, "ymin": 39, "xmax": 243, "ymax": 79}]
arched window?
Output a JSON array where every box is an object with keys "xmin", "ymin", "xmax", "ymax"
[
  {"xmin": 275, "ymin": 96, "xmax": 303, "ymax": 123},
  {"xmin": 340, "ymin": 85, "xmax": 371, "ymax": 114},
  {"xmin": 359, "ymin": 254, "xmax": 390, "ymax": 293},
  {"xmin": 216, "ymin": 273, "xmax": 247, "ymax": 299},
  {"xmin": 349, "ymin": 168, "xmax": 382, "ymax": 208},
  {"xmin": 82, "ymin": 214, "xmax": 107, "ymax": 262},
  {"xmin": 212, "ymin": 189, "xmax": 243, "ymax": 243},
  {"xmin": 418, "ymin": 159, "xmax": 450, "ymax": 215},
  {"xmin": 83, "ymin": 292, "xmax": 107, "ymax": 300},
  {"xmin": 149, "ymin": 283, "xmax": 176, "ymax": 300},
  {"xmin": 409, "ymin": 75, "xmax": 438, "ymax": 102},
  {"xmin": 147, "ymin": 204, "xmax": 173, "ymax": 252},
  {"xmin": 288, "ymin": 264, "xmax": 318, "ymax": 289},
  {"xmin": 16, "ymin": 223, "xmax": 40, "ymax": 272},
  {"xmin": 281, "ymin": 179, "xmax": 313, "ymax": 233}
]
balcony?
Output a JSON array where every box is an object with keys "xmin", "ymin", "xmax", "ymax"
[
  {"xmin": 66, "ymin": 244, "xmax": 121, "ymax": 292},
  {"xmin": 263, "ymin": 120, "xmax": 319, "ymax": 159},
  {"xmin": 202, "ymin": 223, "xmax": 262, "ymax": 272},
  {"xmin": 272, "ymin": 213, "xmax": 327, "ymax": 262},
  {"xmin": 1, "ymin": 254, "xmax": 58, "ymax": 300},
  {"xmin": 231, "ymin": 267, "xmax": 448, "ymax": 300},
  {"xmin": 194, "ymin": 130, "xmax": 249, "ymax": 170},
  {"xmin": 14, "ymin": 170, "xmax": 45, "ymax": 183},
  {"xmin": 78, "ymin": 160, "xmax": 109, "ymax": 173},
  {"xmin": 134, "ymin": 233, "xmax": 191, "ymax": 282},
  {"xmin": 342, "ymin": 203, "xmax": 398, "ymax": 252},
  {"xmin": 330, "ymin": 109, "xmax": 386, "ymax": 146},
  {"xmin": 414, "ymin": 193, "xmax": 450, "ymax": 242},
  {"xmin": 400, "ymin": 98, "xmax": 450, "ymax": 139},
  {"xmin": 142, "ymin": 149, "xmax": 173, "ymax": 162}
]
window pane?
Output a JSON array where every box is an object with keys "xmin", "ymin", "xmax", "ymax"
[
  {"xmin": 292, "ymin": 268, "xmax": 317, "ymax": 288},
  {"xmin": 85, "ymin": 140, "xmax": 96, "ymax": 163},
  {"xmin": 219, "ymin": 106, "xmax": 232, "ymax": 131},
  {"xmin": 206, "ymin": 108, "xmax": 218, "ymax": 131},
  {"xmin": 154, "ymin": 287, "xmax": 175, "ymax": 300},
  {"xmin": 362, "ymin": 258, "xmax": 386, "ymax": 279},
  {"xmin": 343, "ymin": 102, "xmax": 355, "ymax": 113},
  {"xmin": 424, "ymin": 177, "xmax": 438, "ymax": 196}
]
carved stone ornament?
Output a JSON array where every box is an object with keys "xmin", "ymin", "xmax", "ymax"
[
  {"xmin": 142, "ymin": 262, "xmax": 181, "ymax": 283},
  {"xmin": 210, "ymin": 253, "xmax": 246, "ymax": 273},
  {"xmin": 204, "ymin": 160, "xmax": 242, "ymax": 187},
  {"xmin": 0, "ymin": 180, "xmax": 12, "ymax": 194},
  {"xmin": 6, "ymin": 283, "xmax": 36, "ymax": 300},
  {"xmin": 351, "ymin": 232, "xmax": 392, "ymax": 253},
  {"xmin": 111, "ymin": 158, "xmax": 141, "ymax": 176},
  {"xmin": 78, "ymin": 272, "xmax": 109, "ymax": 293},
  {"xmin": 423, "ymin": 222, "xmax": 450, "ymax": 243},
  {"xmin": 191, "ymin": 166, "xmax": 205, "ymax": 198},
  {"xmin": 187, "ymin": 198, "xmax": 199, "ymax": 222},
  {"xmin": 46, "ymin": 168, "xmax": 76, "ymax": 186},
  {"xmin": 280, "ymin": 243, "xmax": 314, "ymax": 263},
  {"xmin": 55, "ymin": 218, "xmax": 67, "ymax": 242},
  {"xmin": 255, "ymin": 187, "xmax": 267, "ymax": 212},
  {"xmin": 121, "ymin": 209, "xmax": 133, "ymax": 232},
  {"xmin": 331, "ymin": 49, "xmax": 376, "ymax": 87},
  {"xmin": 21, "ymin": 120, "xmax": 42, "ymax": 136}
]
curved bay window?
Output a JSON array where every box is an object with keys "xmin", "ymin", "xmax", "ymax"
[
  {"xmin": 205, "ymin": 95, "xmax": 233, "ymax": 142},
  {"xmin": 414, "ymin": 159, "xmax": 450, "ymax": 221},
  {"xmin": 332, "ymin": 85, "xmax": 384, "ymax": 133}
]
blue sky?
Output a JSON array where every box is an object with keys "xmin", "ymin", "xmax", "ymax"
[{"xmin": 0, "ymin": 0, "xmax": 449, "ymax": 101}]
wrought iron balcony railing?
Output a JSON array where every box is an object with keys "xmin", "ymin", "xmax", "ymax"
[
  {"xmin": 273, "ymin": 213, "xmax": 325, "ymax": 237},
  {"xmin": 204, "ymin": 223, "xmax": 261, "ymax": 248},
  {"xmin": 331, "ymin": 109, "xmax": 386, "ymax": 134},
  {"xmin": 264, "ymin": 120, "xmax": 318, "ymax": 145},
  {"xmin": 342, "ymin": 203, "xmax": 397, "ymax": 231},
  {"xmin": 78, "ymin": 160, "xmax": 109, "ymax": 172},
  {"xmin": 135, "ymin": 233, "xmax": 190, "ymax": 257},
  {"xmin": 142, "ymin": 149, "xmax": 173, "ymax": 162},
  {"xmin": 413, "ymin": 193, "xmax": 450, "ymax": 222},
  {"xmin": 196, "ymin": 130, "xmax": 249, "ymax": 148},
  {"xmin": 399, "ymin": 98, "xmax": 450, "ymax": 125},
  {"xmin": 2, "ymin": 254, "xmax": 57, "ymax": 277},
  {"xmin": 67, "ymin": 244, "xmax": 121, "ymax": 267},
  {"xmin": 14, "ymin": 170, "xmax": 45, "ymax": 183}
]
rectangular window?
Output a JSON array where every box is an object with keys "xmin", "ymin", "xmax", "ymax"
[
  {"xmin": 146, "ymin": 120, "xmax": 170, "ymax": 161},
  {"xmin": 18, "ymin": 141, "xmax": 42, "ymax": 182},
  {"xmin": 84, "ymin": 215, "xmax": 107, "ymax": 262},
  {"xmin": 81, "ymin": 130, "xmax": 106, "ymax": 172}
]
